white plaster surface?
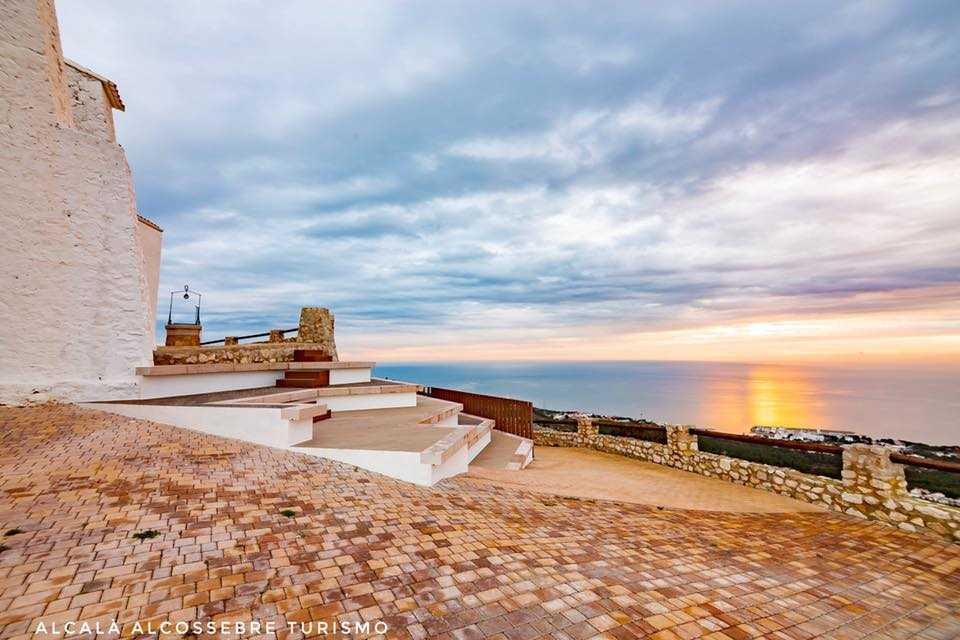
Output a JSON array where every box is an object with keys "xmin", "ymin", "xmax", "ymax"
[
  {"xmin": 295, "ymin": 448, "xmax": 435, "ymax": 485},
  {"xmin": 329, "ymin": 368, "xmax": 371, "ymax": 385},
  {"xmin": 431, "ymin": 443, "xmax": 471, "ymax": 484},
  {"xmin": 65, "ymin": 62, "xmax": 115, "ymax": 142},
  {"xmin": 466, "ymin": 430, "xmax": 492, "ymax": 463},
  {"xmin": 0, "ymin": 0, "xmax": 157, "ymax": 404},
  {"xmin": 294, "ymin": 439, "xmax": 476, "ymax": 487},
  {"xmin": 436, "ymin": 413, "xmax": 460, "ymax": 427},
  {"xmin": 322, "ymin": 392, "xmax": 417, "ymax": 412},
  {"xmin": 136, "ymin": 219, "xmax": 162, "ymax": 344},
  {"xmin": 138, "ymin": 371, "xmax": 282, "ymax": 399},
  {"xmin": 82, "ymin": 402, "xmax": 311, "ymax": 449}
]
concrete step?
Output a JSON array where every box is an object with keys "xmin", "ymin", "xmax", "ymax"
[{"xmin": 468, "ymin": 430, "xmax": 535, "ymax": 471}]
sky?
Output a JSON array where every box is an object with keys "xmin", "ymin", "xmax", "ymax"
[{"xmin": 57, "ymin": 1, "xmax": 960, "ymax": 364}]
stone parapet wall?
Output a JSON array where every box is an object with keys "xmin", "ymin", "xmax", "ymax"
[
  {"xmin": 534, "ymin": 422, "xmax": 960, "ymax": 543},
  {"xmin": 153, "ymin": 307, "xmax": 338, "ymax": 365},
  {"xmin": 154, "ymin": 342, "xmax": 318, "ymax": 366}
]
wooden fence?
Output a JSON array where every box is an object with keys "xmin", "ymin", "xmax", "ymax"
[{"xmin": 423, "ymin": 387, "xmax": 533, "ymax": 439}]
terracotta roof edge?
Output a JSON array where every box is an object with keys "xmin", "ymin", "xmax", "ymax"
[{"xmin": 137, "ymin": 214, "xmax": 163, "ymax": 232}]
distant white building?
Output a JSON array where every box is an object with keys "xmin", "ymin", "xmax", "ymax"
[
  {"xmin": 751, "ymin": 425, "xmax": 857, "ymax": 442},
  {"xmin": 0, "ymin": 0, "xmax": 162, "ymax": 404}
]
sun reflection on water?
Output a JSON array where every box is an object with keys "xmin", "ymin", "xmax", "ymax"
[
  {"xmin": 699, "ymin": 365, "xmax": 827, "ymax": 433},
  {"xmin": 747, "ymin": 366, "xmax": 825, "ymax": 430}
]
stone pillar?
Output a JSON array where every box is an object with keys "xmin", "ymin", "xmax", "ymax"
[
  {"xmin": 164, "ymin": 323, "xmax": 202, "ymax": 347},
  {"xmin": 666, "ymin": 425, "xmax": 698, "ymax": 456},
  {"xmin": 268, "ymin": 329, "xmax": 285, "ymax": 343},
  {"xmin": 841, "ymin": 444, "xmax": 907, "ymax": 504},
  {"xmin": 297, "ymin": 307, "xmax": 338, "ymax": 360},
  {"xmin": 576, "ymin": 415, "xmax": 598, "ymax": 439}
]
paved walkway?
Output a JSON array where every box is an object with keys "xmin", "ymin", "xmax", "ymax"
[
  {"xmin": 467, "ymin": 447, "xmax": 824, "ymax": 513},
  {"xmin": 0, "ymin": 406, "xmax": 958, "ymax": 640}
]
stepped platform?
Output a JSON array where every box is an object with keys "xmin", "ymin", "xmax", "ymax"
[
  {"xmin": 291, "ymin": 396, "xmax": 492, "ymax": 485},
  {"xmin": 114, "ymin": 380, "xmax": 416, "ymax": 407},
  {"xmin": 86, "ymin": 368, "xmax": 499, "ymax": 485},
  {"xmin": 133, "ymin": 361, "xmax": 377, "ymax": 399}
]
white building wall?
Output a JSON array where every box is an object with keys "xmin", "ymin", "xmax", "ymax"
[
  {"xmin": 0, "ymin": 0, "xmax": 156, "ymax": 404},
  {"xmin": 135, "ymin": 218, "xmax": 163, "ymax": 345}
]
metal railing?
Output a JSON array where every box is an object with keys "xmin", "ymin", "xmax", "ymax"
[
  {"xmin": 199, "ymin": 327, "xmax": 298, "ymax": 346},
  {"xmin": 423, "ymin": 387, "xmax": 533, "ymax": 438}
]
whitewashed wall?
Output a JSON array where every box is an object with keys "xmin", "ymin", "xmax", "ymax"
[
  {"xmin": 0, "ymin": 0, "xmax": 157, "ymax": 404},
  {"xmin": 136, "ymin": 218, "xmax": 163, "ymax": 344}
]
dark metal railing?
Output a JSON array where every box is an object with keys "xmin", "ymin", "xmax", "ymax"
[
  {"xmin": 689, "ymin": 428, "xmax": 960, "ymax": 473},
  {"xmin": 423, "ymin": 387, "xmax": 533, "ymax": 438},
  {"xmin": 890, "ymin": 452, "xmax": 960, "ymax": 473},
  {"xmin": 199, "ymin": 327, "xmax": 298, "ymax": 346}
]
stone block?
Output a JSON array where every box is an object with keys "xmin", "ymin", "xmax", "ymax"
[
  {"xmin": 576, "ymin": 415, "xmax": 598, "ymax": 438},
  {"xmin": 841, "ymin": 444, "xmax": 906, "ymax": 499},
  {"xmin": 164, "ymin": 323, "xmax": 202, "ymax": 347},
  {"xmin": 666, "ymin": 425, "xmax": 698, "ymax": 455}
]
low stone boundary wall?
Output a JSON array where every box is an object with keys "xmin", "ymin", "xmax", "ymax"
[
  {"xmin": 154, "ymin": 307, "xmax": 338, "ymax": 365},
  {"xmin": 534, "ymin": 418, "xmax": 960, "ymax": 542},
  {"xmin": 155, "ymin": 341, "xmax": 316, "ymax": 365}
]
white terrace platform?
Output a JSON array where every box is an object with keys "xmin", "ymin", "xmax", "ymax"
[{"xmin": 85, "ymin": 361, "xmax": 532, "ymax": 485}]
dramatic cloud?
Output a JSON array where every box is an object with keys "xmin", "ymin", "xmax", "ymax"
[{"xmin": 56, "ymin": 1, "xmax": 960, "ymax": 361}]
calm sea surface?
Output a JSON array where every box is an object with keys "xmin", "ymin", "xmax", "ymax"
[{"xmin": 374, "ymin": 361, "xmax": 960, "ymax": 445}]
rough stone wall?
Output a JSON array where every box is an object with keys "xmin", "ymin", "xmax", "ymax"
[
  {"xmin": 0, "ymin": 0, "xmax": 154, "ymax": 404},
  {"xmin": 534, "ymin": 423, "xmax": 960, "ymax": 543},
  {"xmin": 154, "ymin": 342, "xmax": 324, "ymax": 366}
]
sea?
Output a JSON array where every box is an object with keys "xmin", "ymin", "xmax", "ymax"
[{"xmin": 374, "ymin": 361, "xmax": 960, "ymax": 446}]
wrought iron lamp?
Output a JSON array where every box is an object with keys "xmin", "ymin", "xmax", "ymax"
[{"xmin": 167, "ymin": 284, "xmax": 202, "ymax": 325}]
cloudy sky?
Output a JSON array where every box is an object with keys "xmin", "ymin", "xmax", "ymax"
[{"xmin": 57, "ymin": 1, "xmax": 960, "ymax": 363}]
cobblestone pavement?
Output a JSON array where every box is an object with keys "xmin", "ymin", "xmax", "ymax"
[{"xmin": 0, "ymin": 406, "xmax": 958, "ymax": 640}]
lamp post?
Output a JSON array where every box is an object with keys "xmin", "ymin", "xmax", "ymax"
[
  {"xmin": 167, "ymin": 285, "xmax": 202, "ymax": 325},
  {"xmin": 164, "ymin": 285, "xmax": 204, "ymax": 346}
]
